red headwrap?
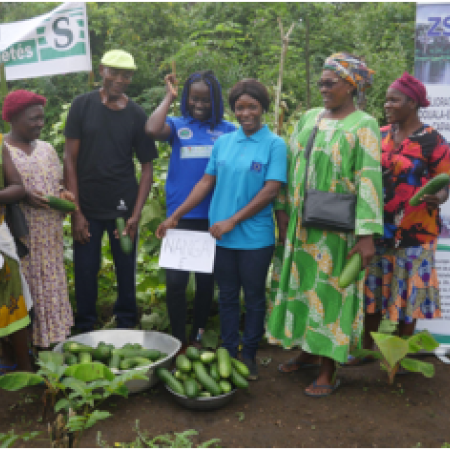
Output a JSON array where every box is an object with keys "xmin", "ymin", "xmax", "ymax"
[
  {"xmin": 389, "ymin": 72, "xmax": 430, "ymax": 108},
  {"xmin": 2, "ymin": 89, "xmax": 47, "ymax": 122}
]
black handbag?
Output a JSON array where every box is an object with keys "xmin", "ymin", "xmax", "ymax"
[
  {"xmin": 5, "ymin": 203, "xmax": 29, "ymax": 258},
  {"xmin": 301, "ymin": 113, "xmax": 356, "ymax": 232}
]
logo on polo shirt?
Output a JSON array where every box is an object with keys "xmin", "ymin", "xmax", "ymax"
[
  {"xmin": 178, "ymin": 128, "xmax": 193, "ymax": 140},
  {"xmin": 250, "ymin": 161, "xmax": 263, "ymax": 173}
]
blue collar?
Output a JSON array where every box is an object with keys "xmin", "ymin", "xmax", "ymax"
[
  {"xmin": 236, "ymin": 124, "xmax": 269, "ymax": 142},
  {"xmin": 186, "ymin": 114, "xmax": 214, "ymax": 127}
]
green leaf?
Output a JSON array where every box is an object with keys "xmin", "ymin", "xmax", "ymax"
[
  {"xmin": 0, "ymin": 372, "xmax": 44, "ymax": 391},
  {"xmin": 400, "ymin": 357, "xmax": 435, "ymax": 377},
  {"xmin": 201, "ymin": 329, "xmax": 219, "ymax": 349},
  {"xmin": 371, "ymin": 332, "xmax": 409, "ymax": 368},
  {"xmin": 66, "ymin": 415, "xmax": 86, "ymax": 433},
  {"xmin": 64, "ymin": 363, "xmax": 115, "ymax": 382},
  {"xmin": 415, "ymin": 331, "xmax": 439, "ymax": 352},
  {"xmin": 140, "ymin": 199, "xmax": 163, "ymax": 225},
  {"xmin": 54, "ymin": 398, "xmax": 71, "ymax": 413},
  {"xmin": 85, "ymin": 410, "xmax": 112, "ymax": 429},
  {"xmin": 377, "ymin": 318, "xmax": 398, "ymax": 334},
  {"xmin": 61, "ymin": 377, "xmax": 88, "ymax": 397},
  {"xmin": 350, "ymin": 349, "xmax": 382, "ymax": 360}
]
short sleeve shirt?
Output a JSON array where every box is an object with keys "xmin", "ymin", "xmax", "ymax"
[
  {"xmin": 64, "ymin": 90, "xmax": 158, "ymax": 220},
  {"xmin": 165, "ymin": 116, "xmax": 236, "ymax": 219},
  {"xmin": 205, "ymin": 125, "xmax": 287, "ymax": 249}
]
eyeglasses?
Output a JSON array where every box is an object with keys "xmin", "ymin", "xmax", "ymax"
[{"xmin": 316, "ymin": 79, "xmax": 340, "ymax": 89}]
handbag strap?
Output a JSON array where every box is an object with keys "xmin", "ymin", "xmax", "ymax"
[{"xmin": 303, "ymin": 111, "xmax": 325, "ymax": 190}]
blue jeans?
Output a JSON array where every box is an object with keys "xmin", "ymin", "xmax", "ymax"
[
  {"xmin": 74, "ymin": 217, "xmax": 137, "ymax": 331},
  {"xmin": 214, "ymin": 245, "xmax": 274, "ymax": 361},
  {"xmin": 165, "ymin": 219, "xmax": 214, "ymax": 344}
]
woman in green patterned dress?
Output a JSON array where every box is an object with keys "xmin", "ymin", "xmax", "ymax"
[{"xmin": 266, "ymin": 53, "xmax": 383, "ymax": 397}]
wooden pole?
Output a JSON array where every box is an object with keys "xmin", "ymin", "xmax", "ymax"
[{"xmin": 274, "ymin": 19, "xmax": 295, "ymax": 135}]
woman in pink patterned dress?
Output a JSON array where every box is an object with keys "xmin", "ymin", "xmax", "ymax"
[{"xmin": 2, "ymin": 90, "xmax": 75, "ymax": 349}]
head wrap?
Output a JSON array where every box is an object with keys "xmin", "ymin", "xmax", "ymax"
[
  {"xmin": 323, "ymin": 52, "xmax": 375, "ymax": 93},
  {"xmin": 389, "ymin": 72, "xmax": 430, "ymax": 108},
  {"xmin": 2, "ymin": 90, "xmax": 46, "ymax": 122}
]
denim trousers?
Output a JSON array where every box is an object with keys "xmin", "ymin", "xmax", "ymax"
[
  {"xmin": 165, "ymin": 219, "xmax": 214, "ymax": 344},
  {"xmin": 74, "ymin": 217, "xmax": 137, "ymax": 331},
  {"xmin": 214, "ymin": 245, "xmax": 274, "ymax": 361}
]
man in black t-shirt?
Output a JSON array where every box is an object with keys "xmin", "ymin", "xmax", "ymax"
[{"xmin": 64, "ymin": 50, "xmax": 158, "ymax": 331}]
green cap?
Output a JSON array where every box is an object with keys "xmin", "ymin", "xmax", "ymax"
[{"xmin": 100, "ymin": 50, "xmax": 137, "ymax": 70}]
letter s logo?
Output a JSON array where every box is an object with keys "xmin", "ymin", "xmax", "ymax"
[{"xmin": 52, "ymin": 17, "xmax": 73, "ymax": 49}]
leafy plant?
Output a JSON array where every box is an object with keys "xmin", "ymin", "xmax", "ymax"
[
  {"xmin": 0, "ymin": 359, "xmax": 148, "ymax": 447},
  {"xmin": 96, "ymin": 420, "xmax": 221, "ymax": 448},
  {"xmin": 0, "ymin": 430, "xmax": 41, "ymax": 448},
  {"xmin": 351, "ymin": 319, "xmax": 439, "ymax": 384}
]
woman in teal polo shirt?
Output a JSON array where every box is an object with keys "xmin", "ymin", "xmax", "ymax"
[
  {"xmin": 146, "ymin": 70, "xmax": 235, "ymax": 351},
  {"xmin": 156, "ymin": 79, "xmax": 287, "ymax": 379}
]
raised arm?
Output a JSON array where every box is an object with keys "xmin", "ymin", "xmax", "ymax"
[{"xmin": 145, "ymin": 74, "xmax": 178, "ymax": 141}]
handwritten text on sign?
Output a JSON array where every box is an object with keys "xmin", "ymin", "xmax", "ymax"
[{"xmin": 158, "ymin": 229, "xmax": 216, "ymax": 273}]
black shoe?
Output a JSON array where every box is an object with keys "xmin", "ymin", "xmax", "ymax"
[{"xmin": 241, "ymin": 357, "xmax": 259, "ymax": 381}]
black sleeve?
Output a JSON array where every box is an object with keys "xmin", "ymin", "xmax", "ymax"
[
  {"xmin": 133, "ymin": 105, "xmax": 158, "ymax": 163},
  {"xmin": 64, "ymin": 94, "xmax": 85, "ymax": 139}
]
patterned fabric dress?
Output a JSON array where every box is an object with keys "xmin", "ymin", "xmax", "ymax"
[
  {"xmin": 7, "ymin": 140, "xmax": 73, "ymax": 347},
  {"xmin": 266, "ymin": 108, "xmax": 383, "ymax": 364},
  {"xmin": 365, "ymin": 125, "xmax": 450, "ymax": 323}
]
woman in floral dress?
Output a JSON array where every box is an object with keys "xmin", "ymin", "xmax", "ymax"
[
  {"xmin": 266, "ymin": 53, "xmax": 383, "ymax": 396},
  {"xmin": 2, "ymin": 90, "xmax": 75, "ymax": 349}
]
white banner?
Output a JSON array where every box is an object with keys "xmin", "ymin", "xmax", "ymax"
[
  {"xmin": 0, "ymin": 2, "xmax": 92, "ymax": 81},
  {"xmin": 415, "ymin": 3, "xmax": 450, "ymax": 346}
]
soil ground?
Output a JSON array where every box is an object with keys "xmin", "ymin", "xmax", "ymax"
[{"xmin": 1, "ymin": 342, "xmax": 450, "ymax": 448}]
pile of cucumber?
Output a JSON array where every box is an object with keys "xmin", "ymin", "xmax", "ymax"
[
  {"xmin": 61, "ymin": 341, "xmax": 167, "ymax": 371},
  {"xmin": 156, "ymin": 346, "xmax": 249, "ymax": 399}
]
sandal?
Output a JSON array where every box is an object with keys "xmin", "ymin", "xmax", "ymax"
[
  {"xmin": 0, "ymin": 362, "xmax": 18, "ymax": 375},
  {"xmin": 304, "ymin": 378, "xmax": 341, "ymax": 398},
  {"xmin": 341, "ymin": 355, "xmax": 377, "ymax": 367},
  {"xmin": 278, "ymin": 358, "xmax": 320, "ymax": 373}
]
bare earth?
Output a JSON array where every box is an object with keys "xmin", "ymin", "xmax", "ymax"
[{"xmin": 1, "ymin": 342, "xmax": 449, "ymax": 448}]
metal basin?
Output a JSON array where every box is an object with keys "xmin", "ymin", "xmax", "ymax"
[
  {"xmin": 165, "ymin": 384, "xmax": 237, "ymax": 411},
  {"xmin": 53, "ymin": 329, "xmax": 181, "ymax": 394}
]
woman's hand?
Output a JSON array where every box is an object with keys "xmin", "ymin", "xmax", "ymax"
[
  {"xmin": 72, "ymin": 211, "xmax": 90, "ymax": 244},
  {"xmin": 209, "ymin": 218, "xmax": 236, "ymax": 240},
  {"xmin": 25, "ymin": 189, "xmax": 49, "ymax": 209},
  {"xmin": 164, "ymin": 73, "xmax": 178, "ymax": 101},
  {"xmin": 346, "ymin": 235, "xmax": 375, "ymax": 268},
  {"xmin": 60, "ymin": 189, "xmax": 75, "ymax": 203},
  {"xmin": 156, "ymin": 216, "xmax": 179, "ymax": 239},
  {"xmin": 275, "ymin": 210, "xmax": 289, "ymax": 243},
  {"xmin": 422, "ymin": 193, "xmax": 442, "ymax": 214}
]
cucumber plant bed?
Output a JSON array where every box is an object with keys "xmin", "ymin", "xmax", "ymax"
[{"xmin": 0, "ymin": 342, "xmax": 449, "ymax": 448}]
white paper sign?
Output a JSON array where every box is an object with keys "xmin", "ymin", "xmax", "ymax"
[
  {"xmin": 158, "ymin": 229, "xmax": 216, "ymax": 273},
  {"xmin": 0, "ymin": 2, "xmax": 92, "ymax": 81}
]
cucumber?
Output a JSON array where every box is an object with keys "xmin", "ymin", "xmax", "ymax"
[
  {"xmin": 231, "ymin": 358, "xmax": 250, "ymax": 378},
  {"xmin": 409, "ymin": 173, "xmax": 450, "ymax": 206},
  {"xmin": 78, "ymin": 352, "xmax": 92, "ymax": 364},
  {"xmin": 192, "ymin": 361, "xmax": 222, "ymax": 396},
  {"xmin": 38, "ymin": 351, "xmax": 64, "ymax": 366},
  {"xmin": 46, "ymin": 195, "xmax": 76, "ymax": 212},
  {"xmin": 174, "ymin": 370, "xmax": 189, "ymax": 382},
  {"xmin": 200, "ymin": 351, "xmax": 216, "ymax": 364},
  {"xmin": 176, "ymin": 354, "xmax": 192, "ymax": 373},
  {"xmin": 119, "ymin": 357, "xmax": 151, "ymax": 370},
  {"xmin": 92, "ymin": 345, "xmax": 111, "ymax": 362},
  {"xmin": 230, "ymin": 367, "xmax": 249, "ymax": 389},
  {"xmin": 116, "ymin": 217, "xmax": 133, "ymax": 255},
  {"xmin": 156, "ymin": 367, "xmax": 185, "ymax": 396},
  {"xmin": 185, "ymin": 346, "xmax": 201, "ymax": 361},
  {"xmin": 183, "ymin": 378, "xmax": 199, "ymax": 398},
  {"xmin": 216, "ymin": 347, "xmax": 232, "ymax": 379},
  {"xmin": 199, "ymin": 391, "xmax": 211, "ymax": 398},
  {"xmin": 338, "ymin": 253, "xmax": 362, "ymax": 289},
  {"xmin": 109, "ymin": 350, "xmax": 122, "ymax": 370},
  {"xmin": 219, "ymin": 379, "xmax": 233, "ymax": 394},
  {"xmin": 62, "ymin": 342, "xmax": 94, "ymax": 354},
  {"xmin": 209, "ymin": 362, "xmax": 220, "ymax": 382},
  {"xmin": 64, "ymin": 352, "xmax": 78, "ymax": 366},
  {"xmin": 115, "ymin": 349, "xmax": 160, "ymax": 360}
]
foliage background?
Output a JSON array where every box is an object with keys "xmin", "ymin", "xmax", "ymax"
[{"xmin": 0, "ymin": 2, "xmax": 416, "ymax": 331}]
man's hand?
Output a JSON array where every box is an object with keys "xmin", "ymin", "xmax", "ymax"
[{"xmin": 72, "ymin": 211, "xmax": 90, "ymax": 244}]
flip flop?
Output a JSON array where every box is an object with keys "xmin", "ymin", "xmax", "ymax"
[
  {"xmin": 304, "ymin": 379, "xmax": 341, "ymax": 398},
  {"xmin": 0, "ymin": 363, "xmax": 18, "ymax": 375},
  {"xmin": 341, "ymin": 355, "xmax": 376, "ymax": 367},
  {"xmin": 278, "ymin": 358, "xmax": 320, "ymax": 373}
]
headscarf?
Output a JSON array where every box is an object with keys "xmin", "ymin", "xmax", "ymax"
[
  {"xmin": 389, "ymin": 72, "xmax": 430, "ymax": 108},
  {"xmin": 2, "ymin": 90, "xmax": 46, "ymax": 122},
  {"xmin": 323, "ymin": 52, "xmax": 375, "ymax": 94}
]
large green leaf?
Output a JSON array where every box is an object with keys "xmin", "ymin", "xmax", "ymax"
[
  {"xmin": 201, "ymin": 329, "xmax": 219, "ymax": 349},
  {"xmin": 370, "ymin": 332, "xmax": 409, "ymax": 368},
  {"xmin": 415, "ymin": 331, "xmax": 439, "ymax": 352},
  {"xmin": 377, "ymin": 318, "xmax": 398, "ymax": 334},
  {"xmin": 400, "ymin": 357, "xmax": 435, "ymax": 378},
  {"xmin": 140, "ymin": 199, "xmax": 163, "ymax": 226},
  {"xmin": 0, "ymin": 372, "xmax": 44, "ymax": 391},
  {"xmin": 64, "ymin": 363, "xmax": 115, "ymax": 382},
  {"xmin": 350, "ymin": 349, "xmax": 383, "ymax": 360},
  {"xmin": 85, "ymin": 410, "xmax": 112, "ymax": 429},
  {"xmin": 54, "ymin": 398, "xmax": 71, "ymax": 413}
]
